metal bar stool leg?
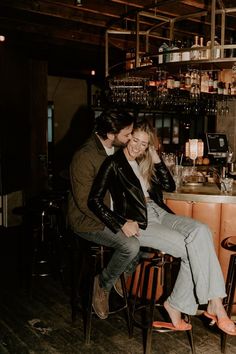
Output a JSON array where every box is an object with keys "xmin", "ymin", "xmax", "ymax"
[
  {"xmin": 130, "ymin": 261, "xmax": 146, "ymax": 337},
  {"xmin": 120, "ymin": 272, "xmax": 132, "ymax": 337},
  {"xmin": 145, "ymin": 265, "xmax": 159, "ymax": 354},
  {"xmin": 221, "ymin": 254, "xmax": 236, "ymax": 353},
  {"xmin": 84, "ymin": 253, "xmax": 98, "ymax": 344},
  {"xmin": 186, "ymin": 318, "xmax": 196, "ymax": 354}
]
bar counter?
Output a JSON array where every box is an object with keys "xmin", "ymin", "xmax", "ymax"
[
  {"xmin": 164, "ymin": 181, "xmax": 236, "ymax": 203},
  {"xmin": 163, "ymin": 181, "xmax": 236, "ymax": 305}
]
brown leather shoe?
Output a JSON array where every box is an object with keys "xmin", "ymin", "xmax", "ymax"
[
  {"xmin": 92, "ymin": 275, "xmax": 109, "ymax": 319},
  {"xmin": 114, "ymin": 273, "xmax": 128, "ymax": 298}
]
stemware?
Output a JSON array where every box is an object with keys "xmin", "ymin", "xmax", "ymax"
[
  {"xmin": 224, "ymin": 97, "xmax": 230, "ymax": 115},
  {"xmin": 218, "ymin": 99, "xmax": 225, "ymax": 116}
]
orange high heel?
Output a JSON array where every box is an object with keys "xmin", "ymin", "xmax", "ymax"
[
  {"xmin": 153, "ymin": 319, "xmax": 192, "ymax": 331},
  {"xmin": 203, "ymin": 311, "xmax": 236, "ymax": 336}
]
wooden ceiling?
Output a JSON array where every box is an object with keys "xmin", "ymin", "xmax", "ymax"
[{"xmin": 0, "ymin": 0, "xmax": 235, "ymax": 78}]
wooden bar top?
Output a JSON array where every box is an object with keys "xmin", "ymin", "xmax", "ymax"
[{"xmin": 164, "ymin": 182, "xmax": 236, "ymax": 204}]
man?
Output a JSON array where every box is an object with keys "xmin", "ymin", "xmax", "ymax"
[{"xmin": 68, "ymin": 110, "xmax": 140, "ymax": 320}]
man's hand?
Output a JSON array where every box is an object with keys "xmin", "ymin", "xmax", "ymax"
[{"xmin": 121, "ymin": 220, "xmax": 140, "ymax": 237}]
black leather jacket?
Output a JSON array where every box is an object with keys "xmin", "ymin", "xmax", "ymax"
[{"xmin": 88, "ymin": 148, "xmax": 176, "ymax": 234}]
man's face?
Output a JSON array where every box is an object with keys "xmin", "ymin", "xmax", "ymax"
[{"xmin": 112, "ymin": 123, "xmax": 133, "ymax": 147}]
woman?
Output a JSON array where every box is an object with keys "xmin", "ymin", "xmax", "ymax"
[{"xmin": 88, "ymin": 120, "xmax": 236, "ymax": 335}]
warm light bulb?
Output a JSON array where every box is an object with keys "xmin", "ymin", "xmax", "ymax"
[
  {"xmin": 0, "ymin": 35, "xmax": 5, "ymax": 42},
  {"xmin": 91, "ymin": 70, "xmax": 96, "ymax": 76},
  {"xmin": 189, "ymin": 139, "xmax": 198, "ymax": 160},
  {"xmin": 75, "ymin": 0, "xmax": 82, "ymax": 6}
]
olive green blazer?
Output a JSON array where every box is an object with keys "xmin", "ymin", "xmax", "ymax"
[{"xmin": 68, "ymin": 133, "xmax": 110, "ymax": 233}]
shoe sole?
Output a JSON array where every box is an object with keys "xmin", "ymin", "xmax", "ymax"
[
  {"xmin": 92, "ymin": 302, "xmax": 108, "ymax": 320},
  {"xmin": 92, "ymin": 276, "xmax": 109, "ymax": 320},
  {"xmin": 113, "ymin": 283, "xmax": 124, "ymax": 298}
]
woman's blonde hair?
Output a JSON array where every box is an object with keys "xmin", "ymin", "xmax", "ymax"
[{"xmin": 134, "ymin": 120, "xmax": 158, "ymax": 186}]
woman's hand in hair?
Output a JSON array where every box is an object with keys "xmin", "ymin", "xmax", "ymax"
[
  {"xmin": 149, "ymin": 146, "xmax": 161, "ymax": 164},
  {"xmin": 121, "ymin": 220, "xmax": 140, "ymax": 237}
]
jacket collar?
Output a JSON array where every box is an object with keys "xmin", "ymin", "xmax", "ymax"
[
  {"xmin": 115, "ymin": 149, "xmax": 143, "ymax": 190},
  {"xmin": 91, "ymin": 133, "xmax": 108, "ymax": 156}
]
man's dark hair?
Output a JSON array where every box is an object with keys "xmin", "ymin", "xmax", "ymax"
[{"xmin": 95, "ymin": 110, "xmax": 135, "ymax": 140}]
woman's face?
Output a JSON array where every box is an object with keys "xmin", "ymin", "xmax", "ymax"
[{"xmin": 125, "ymin": 130, "xmax": 149, "ymax": 160}]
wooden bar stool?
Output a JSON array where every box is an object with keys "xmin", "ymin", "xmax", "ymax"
[
  {"xmin": 70, "ymin": 232, "xmax": 131, "ymax": 344},
  {"xmin": 221, "ymin": 236, "xmax": 236, "ymax": 353},
  {"xmin": 129, "ymin": 247, "xmax": 195, "ymax": 354}
]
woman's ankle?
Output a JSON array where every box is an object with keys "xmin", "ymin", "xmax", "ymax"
[
  {"xmin": 207, "ymin": 298, "xmax": 228, "ymax": 320},
  {"xmin": 164, "ymin": 301, "xmax": 182, "ymax": 327}
]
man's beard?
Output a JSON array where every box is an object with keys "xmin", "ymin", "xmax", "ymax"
[{"xmin": 113, "ymin": 136, "xmax": 126, "ymax": 147}]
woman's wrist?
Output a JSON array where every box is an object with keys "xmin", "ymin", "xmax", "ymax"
[
  {"xmin": 152, "ymin": 151, "xmax": 161, "ymax": 164},
  {"xmin": 150, "ymin": 146, "xmax": 161, "ymax": 163}
]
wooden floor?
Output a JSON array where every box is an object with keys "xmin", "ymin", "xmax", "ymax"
[{"xmin": 0, "ymin": 226, "xmax": 236, "ymax": 354}]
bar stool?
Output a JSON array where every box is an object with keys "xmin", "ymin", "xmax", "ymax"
[
  {"xmin": 221, "ymin": 236, "xmax": 236, "ymax": 353},
  {"xmin": 70, "ymin": 232, "xmax": 131, "ymax": 344},
  {"xmin": 23, "ymin": 192, "xmax": 67, "ymax": 294},
  {"xmin": 129, "ymin": 247, "xmax": 195, "ymax": 354}
]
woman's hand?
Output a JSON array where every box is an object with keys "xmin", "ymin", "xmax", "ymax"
[
  {"xmin": 149, "ymin": 146, "xmax": 161, "ymax": 164},
  {"xmin": 121, "ymin": 220, "xmax": 140, "ymax": 237}
]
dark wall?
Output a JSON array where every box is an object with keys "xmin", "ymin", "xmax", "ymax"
[
  {"xmin": 0, "ymin": 46, "xmax": 30, "ymax": 194},
  {"xmin": 0, "ymin": 45, "xmax": 48, "ymax": 197}
]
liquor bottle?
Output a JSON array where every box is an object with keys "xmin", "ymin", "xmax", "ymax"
[
  {"xmin": 169, "ymin": 40, "xmax": 180, "ymax": 62},
  {"xmin": 181, "ymin": 38, "xmax": 190, "ymax": 61},
  {"xmin": 179, "ymin": 71, "xmax": 186, "ymax": 90},
  {"xmin": 185, "ymin": 70, "xmax": 191, "ymax": 90},
  {"xmin": 199, "ymin": 37, "xmax": 206, "ymax": 59},
  {"xmin": 213, "ymin": 71, "xmax": 218, "ymax": 93},
  {"xmin": 200, "ymin": 72, "xmax": 209, "ymax": 93},
  {"xmin": 158, "ymin": 42, "xmax": 169, "ymax": 64},
  {"xmin": 214, "ymin": 36, "xmax": 221, "ymax": 59},
  {"xmin": 226, "ymin": 35, "xmax": 236, "ymax": 58},
  {"xmin": 231, "ymin": 62, "xmax": 236, "ymax": 95},
  {"xmin": 190, "ymin": 70, "xmax": 200, "ymax": 98},
  {"xmin": 223, "ymin": 82, "xmax": 228, "ymax": 96},
  {"xmin": 208, "ymin": 71, "xmax": 214, "ymax": 93},
  {"xmin": 206, "ymin": 36, "xmax": 220, "ymax": 59},
  {"xmin": 190, "ymin": 35, "xmax": 200, "ymax": 60},
  {"xmin": 217, "ymin": 81, "xmax": 224, "ymax": 95},
  {"xmin": 126, "ymin": 48, "xmax": 135, "ymax": 70},
  {"xmin": 174, "ymin": 75, "xmax": 181, "ymax": 89},
  {"xmin": 167, "ymin": 75, "xmax": 175, "ymax": 89},
  {"xmin": 140, "ymin": 53, "xmax": 153, "ymax": 67}
]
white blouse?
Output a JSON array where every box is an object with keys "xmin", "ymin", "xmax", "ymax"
[{"xmin": 128, "ymin": 160, "xmax": 149, "ymax": 197}]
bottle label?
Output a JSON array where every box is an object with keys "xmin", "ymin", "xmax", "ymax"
[{"xmin": 182, "ymin": 51, "xmax": 190, "ymax": 61}]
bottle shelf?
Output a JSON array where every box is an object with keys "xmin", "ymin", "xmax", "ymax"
[{"xmin": 115, "ymin": 56, "xmax": 236, "ymax": 79}]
